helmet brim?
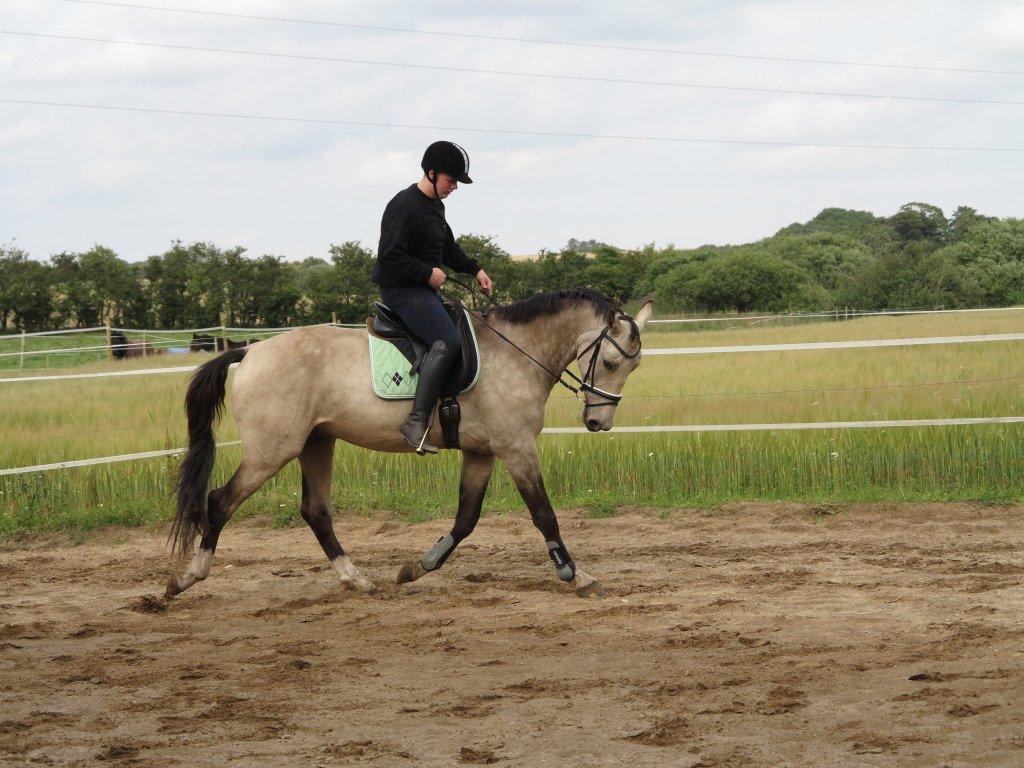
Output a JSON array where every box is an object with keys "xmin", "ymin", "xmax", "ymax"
[{"xmin": 458, "ymin": 173, "xmax": 473, "ymax": 184}]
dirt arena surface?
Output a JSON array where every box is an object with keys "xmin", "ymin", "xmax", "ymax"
[{"xmin": 1, "ymin": 503, "xmax": 1022, "ymax": 767}]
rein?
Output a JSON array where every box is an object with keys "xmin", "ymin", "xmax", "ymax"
[{"xmin": 442, "ymin": 277, "xmax": 641, "ymax": 409}]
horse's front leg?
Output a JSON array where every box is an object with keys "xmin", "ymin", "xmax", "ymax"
[
  {"xmin": 397, "ymin": 450, "xmax": 495, "ymax": 584},
  {"xmin": 502, "ymin": 446, "xmax": 602, "ymax": 597}
]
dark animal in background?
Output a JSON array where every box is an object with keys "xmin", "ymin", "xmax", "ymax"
[
  {"xmin": 189, "ymin": 333, "xmax": 258, "ymax": 353},
  {"xmin": 109, "ymin": 331, "xmax": 164, "ymax": 359},
  {"xmin": 189, "ymin": 334, "xmax": 219, "ymax": 353},
  {"xmin": 110, "ymin": 330, "xmax": 130, "ymax": 358}
]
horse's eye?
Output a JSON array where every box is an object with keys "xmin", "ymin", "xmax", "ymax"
[{"xmin": 603, "ymin": 359, "xmax": 616, "ymax": 371}]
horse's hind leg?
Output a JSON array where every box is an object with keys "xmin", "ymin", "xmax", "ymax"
[
  {"xmin": 299, "ymin": 432, "xmax": 375, "ymax": 593},
  {"xmin": 165, "ymin": 457, "xmax": 279, "ymax": 598}
]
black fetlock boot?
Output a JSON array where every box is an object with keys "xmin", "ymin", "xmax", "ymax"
[{"xmin": 400, "ymin": 340, "xmax": 454, "ymax": 455}]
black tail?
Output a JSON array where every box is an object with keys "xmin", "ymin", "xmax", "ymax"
[{"xmin": 170, "ymin": 347, "xmax": 247, "ymax": 555}]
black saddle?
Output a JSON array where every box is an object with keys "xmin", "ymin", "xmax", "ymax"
[{"xmin": 368, "ymin": 300, "xmax": 478, "ymax": 398}]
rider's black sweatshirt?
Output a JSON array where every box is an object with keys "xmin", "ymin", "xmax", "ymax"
[{"xmin": 371, "ymin": 184, "xmax": 482, "ymax": 287}]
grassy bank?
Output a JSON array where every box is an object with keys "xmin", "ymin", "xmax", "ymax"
[{"xmin": 3, "ymin": 425, "xmax": 1021, "ymax": 536}]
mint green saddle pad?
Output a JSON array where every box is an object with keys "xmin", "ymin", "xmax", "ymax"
[{"xmin": 367, "ymin": 311, "xmax": 481, "ymax": 400}]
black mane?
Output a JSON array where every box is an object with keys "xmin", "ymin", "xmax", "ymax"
[{"xmin": 492, "ymin": 287, "xmax": 640, "ymax": 343}]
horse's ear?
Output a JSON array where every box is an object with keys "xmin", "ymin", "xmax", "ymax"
[{"xmin": 633, "ymin": 295, "xmax": 654, "ymax": 331}]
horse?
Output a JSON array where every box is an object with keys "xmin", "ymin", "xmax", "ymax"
[
  {"xmin": 110, "ymin": 330, "xmax": 164, "ymax": 359},
  {"xmin": 189, "ymin": 334, "xmax": 258, "ymax": 352},
  {"xmin": 165, "ymin": 288, "xmax": 653, "ymax": 599},
  {"xmin": 225, "ymin": 337, "xmax": 258, "ymax": 349}
]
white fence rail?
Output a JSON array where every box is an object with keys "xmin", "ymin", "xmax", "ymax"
[
  {"xmin": 645, "ymin": 333, "xmax": 1024, "ymax": 355},
  {"xmin": 5, "ymin": 316, "xmax": 1022, "ymax": 476},
  {"xmin": 648, "ymin": 305, "xmax": 1024, "ymax": 324},
  {"xmin": 5, "ymin": 416, "xmax": 1024, "ymax": 477},
  {"xmin": 0, "ymin": 365, "xmax": 200, "ymax": 384},
  {"xmin": 3, "ymin": 330, "xmax": 1023, "ymax": 385}
]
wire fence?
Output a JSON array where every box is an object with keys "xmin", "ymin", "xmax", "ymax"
[
  {"xmin": 0, "ymin": 321, "xmax": 367, "ymax": 372},
  {"xmin": 2, "ymin": 304, "xmax": 1018, "ymax": 340},
  {"xmin": 3, "ymin": 310, "xmax": 1023, "ymax": 475},
  {"xmin": 3, "ymin": 303, "xmax": 1021, "ymax": 372},
  {"xmin": 6, "ymin": 416, "xmax": 1024, "ymax": 477},
  {"xmin": 647, "ymin": 304, "xmax": 1024, "ymax": 325},
  {"xmin": 3, "ymin": 330, "xmax": 1023, "ymax": 384}
]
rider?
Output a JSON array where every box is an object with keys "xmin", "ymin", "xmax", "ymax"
[{"xmin": 372, "ymin": 140, "xmax": 494, "ymax": 455}]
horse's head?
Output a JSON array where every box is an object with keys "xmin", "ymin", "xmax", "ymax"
[{"xmin": 574, "ymin": 297, "xmax": 653, "ymax": 432}]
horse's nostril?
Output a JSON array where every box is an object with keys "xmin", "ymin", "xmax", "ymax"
[{"xmin": 586, "ymin": 419, "xmax": 600, "ymax": 431}]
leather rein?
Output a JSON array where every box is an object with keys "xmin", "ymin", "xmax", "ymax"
[{"xmin": 443, "ymin": 278, "xmax": 641, "ymax": 411}]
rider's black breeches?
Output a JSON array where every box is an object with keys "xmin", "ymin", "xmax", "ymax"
[{"xmin": 379, "ymin": 285, "xmax": 462, "ymax": 359}]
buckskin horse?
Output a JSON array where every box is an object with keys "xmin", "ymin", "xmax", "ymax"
[{"xmin": 166, "ymin": 288, "xmax": 653, "ymax": 599}]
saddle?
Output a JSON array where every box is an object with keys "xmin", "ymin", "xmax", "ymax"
[{"xmin": 366, "ymin": 300, "xmax": 481, "ymax": 449}]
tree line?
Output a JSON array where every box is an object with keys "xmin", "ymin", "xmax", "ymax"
[{"xmin": 1, "ymin": 202, "xmax": 1022, "ymax": 332}]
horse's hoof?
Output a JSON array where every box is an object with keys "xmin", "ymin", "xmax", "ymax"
[
  {"xmin": 164, "ymin": 577, "xmax": 181, "ymax": 599},
  {"xmin": 572, "ymin": 573, "xmax": 603, "ymax": 598},
  {"xmin": 340, "ymin": 577, "xmax": 376, "ymax": 594},
  {"xmin": 397, "ymin": 561, "xmax": 426, "ymax": 585}
]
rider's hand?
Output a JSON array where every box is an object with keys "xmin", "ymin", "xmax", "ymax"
[
  {"xmin": 476, "ymin": 269, "xmax": 493, "ymax": 295},
  {"xmin": 428, "ymin": 267, "xmax": 447, "ymax": 289}
]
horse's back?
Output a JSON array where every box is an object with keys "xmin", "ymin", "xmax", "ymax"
[
  {"xmin": 230, "ymin": 324, "xmax": 431, "ymax": 453},
  {"xmin": 235, "ymin": 325, "xmax": 364, "ymax": 384},
  {"xmin": 230, "ymin": 325, "xmax": 374, "ymax": 421}
]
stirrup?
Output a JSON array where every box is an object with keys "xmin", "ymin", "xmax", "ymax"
[
  {"xmin": 416, "ymin": 428, "xmax": 435, "ymax": 455},
  {"xmin": 400, "ymin": 416, "xmax": 438, "ymax": 455}
]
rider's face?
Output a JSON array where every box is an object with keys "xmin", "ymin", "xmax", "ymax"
[{"xmin": 432, "ymin": 172, "xmax": 458, "ymax": 198}]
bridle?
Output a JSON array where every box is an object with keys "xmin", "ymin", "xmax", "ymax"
[
  {"xmin": 571, "ymin": 313, "xmax": 641, "ymax": 411},
  {"xmin": 443, "ymin": 278, "xmax": 642, "ymax": 411}
]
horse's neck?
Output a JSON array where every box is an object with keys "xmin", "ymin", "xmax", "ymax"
[{"xmin": 485, "ymin": 307, "xmax": 594, "ymax": 393}]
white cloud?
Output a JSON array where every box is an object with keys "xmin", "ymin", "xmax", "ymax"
[
  {"xmin": 0, "ymin": 0, "xmax": 1020, "ymax": 259},
  {"xmin": 348, "ymin": 149, "xmax": 417, "ymax": 184}
]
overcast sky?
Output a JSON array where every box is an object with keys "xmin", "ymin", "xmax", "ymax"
[{"xmin": 1, "ymin": 0, "xmax": 1022, "ymax": 262}]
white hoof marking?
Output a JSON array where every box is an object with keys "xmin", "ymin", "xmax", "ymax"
[{"xmin": 331, "ymin": 556, "xmax": 375, "ymax": 593}]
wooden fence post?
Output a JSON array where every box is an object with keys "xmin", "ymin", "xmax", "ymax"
[
  {"xmin": 19, "ymin": 329, "xmax": 25, "ymax": 371},
  {"xmin": 106, "ymin": 325, "xmax": 113, "ymax": 359},
  {"xmin": 220, "ymin": 314, "xmax": 228, "ymax": 352},
  {"xmin": 142, "ymin": 330, "xmax": 147, "ymax": 357},
  {"xmin": 331, "ymin": 311, "xmax": 337, "ymax": 326}
]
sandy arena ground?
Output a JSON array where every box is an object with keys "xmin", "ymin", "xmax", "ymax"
[{"xmin": 1, "ymin": 503, "xmax": 1022, "ymax": 767}]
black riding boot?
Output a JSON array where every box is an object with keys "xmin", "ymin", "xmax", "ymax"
[{"xmin": 400, "ymin": 340, "xmax": 454, "ymax": 455}]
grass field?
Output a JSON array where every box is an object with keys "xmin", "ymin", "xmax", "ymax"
[{"xmin": 2, "ymin": 309, "xmax": 1022, "ymax": 535}]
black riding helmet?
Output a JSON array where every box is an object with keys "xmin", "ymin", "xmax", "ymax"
[{"xmin": 421, "ymin": 140, "xmax": 473, "ymax": 185}]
